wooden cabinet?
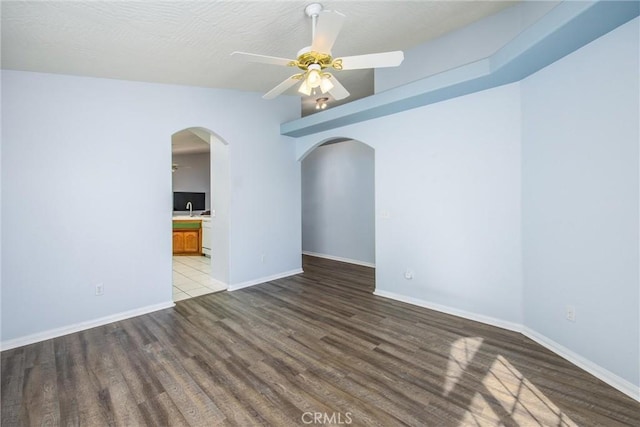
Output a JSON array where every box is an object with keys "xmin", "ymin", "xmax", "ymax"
[
  {"xmin": 172, "ymin": 220, "xmax": 202, "ymax": 255},
  {"xmin": 173, "ymin": 231, "xmax": 185, "ymax": 253},
  {"xmin": 183, "ymin": 231, "xmax": 200, "ymax": 253}
]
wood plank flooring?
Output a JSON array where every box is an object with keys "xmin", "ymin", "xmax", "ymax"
[{"xmin": 2, "ymin": 255, "xmax": 639, "ymax": 426}]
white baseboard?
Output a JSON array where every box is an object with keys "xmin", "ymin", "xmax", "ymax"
[
  {"xmin": 228, "ymin": 268, "xmax": 304, "ymax": 292},
  {"xmin": 302, "ymin": 251, "xmax": 375, "ymax": 268},
  {"xmin": 373, "ymin": 289, "xmax": 522, "ymax": 333},
  {"xmin": 373, "ymin": 289, "xmax": 639, "ymax": 402},
  {"xmin": 0, "ymin": 301, "xmax": 175, "ymax": 351},
  {"xmin": 521, "ymin": 327, "xmax": 640, "ymax": 401}
]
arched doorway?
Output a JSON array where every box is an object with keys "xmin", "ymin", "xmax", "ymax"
[
  {"xmin": 171, "ymin": 127, "xmax": 230, "ymax": 301},
  {"xmin": 300, "ymin": 137, "xmax": 376, "ymax": 291}
]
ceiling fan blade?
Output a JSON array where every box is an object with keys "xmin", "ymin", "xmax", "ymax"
[
  {"xmin": 231, "ymin": 51, "xmax": 294, "ymax": 67},
  {"xmin": 328, "ymin": 75, "xmax": 349, "ymax": 100},
  {"xmin": 337, "ymin": 51, "xmax": 404, "ymax": 70},
  {"xmin": 311, "ymin": 10, "xmax": 345, "ymax": 54},
  {"xmin": 263, "ymin": 76, "xmax": 300, "ymax": 100}
]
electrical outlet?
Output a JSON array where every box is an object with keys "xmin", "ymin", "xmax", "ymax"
[
  {"xmin": 566, "ymin": 305, "xmax": 576, "ymax": 322},
  {"xmin": 404, "ymin": 270, "xmax": 414, "ymax": 280},
  {"xmin": 95, "ymin": 283, "xmax": 104, "ymax": 296}
]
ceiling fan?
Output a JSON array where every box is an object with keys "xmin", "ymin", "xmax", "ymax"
[{"xmin": 231, "ymin": 3, "xmax": 404, "ymax": 101}]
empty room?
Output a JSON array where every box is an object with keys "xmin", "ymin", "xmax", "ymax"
[{"xmin": 1, "ymin": 1, "xmax": 639, "ymax": 426}]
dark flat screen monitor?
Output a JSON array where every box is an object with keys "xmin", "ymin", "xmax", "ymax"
[{"xmin": 173, "ymin": 192, "xmax": 205, "ymax": 211}]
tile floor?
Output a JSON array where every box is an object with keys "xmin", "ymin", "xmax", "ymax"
[{"xmin": 173, "ymin": 255, "xmax": 227, "ymax": 301}]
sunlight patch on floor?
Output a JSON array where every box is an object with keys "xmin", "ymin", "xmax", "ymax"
[
  {"xmin": 445, "ymin": 338, "xmax": 580, "ymax": 426},
  {"xmin": 443, "ymin": 337, "xmax": 484, "ymax": 396},
  {"xmin": 459, "ymin": 392, "xmax": 502, "ymax": 426},
  {"xmin": 482, "ymin": 355, "xmax": 578, "ymax": 427}
]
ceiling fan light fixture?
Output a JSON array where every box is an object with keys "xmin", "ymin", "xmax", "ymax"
[
  {"xmin": 315, "ymin": 97, "xmax": 329, "ymax": 110},
  {"xmin": 306, "ymin": 64, "xmax": 322, "ymax": 88},
  {"xmin": 298, "ymin": 79, "xmax": 312, "ymax": 96},
  {"xmin": 320, "ymin": 74, "xmax": 334, "ymax": 93}
]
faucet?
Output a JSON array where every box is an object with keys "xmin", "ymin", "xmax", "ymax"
[{"xmin": 186, "ymin": 201, "xmax": 193, "ymax": 217}]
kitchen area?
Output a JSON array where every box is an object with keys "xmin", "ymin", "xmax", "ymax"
[
  {"xmin": 172, "ymin": 213, "xmax": 222, "ymax": 302},
  {"xmin": 172, "ymin": 197, "xmax": 211, "ymax": 257},
  {"xmin": 171, "ymin": 129, "xmax": 226, "ymax": 301},
  {"xmin": 173, "ymin": 214, "xmax": 211, "ymax": 256}
]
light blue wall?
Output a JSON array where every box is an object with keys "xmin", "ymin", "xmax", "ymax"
[
  {"xmin": 297, "ymin": 83, "xmax": 524, "ymax": 325},
  {"xmin": 210, "ymin": 135, "xmax": 230, "ymax": 285},
  {"xmin": 302, "ymin": 140, "xmax": 375, "ymax": 265},
  {"xmin": 1, "ymin": 71, "xmax": 301, "ymax": 343},
  {"xmin": 521, "ymin": 17, "xmax": 639, "ymax": 388}
]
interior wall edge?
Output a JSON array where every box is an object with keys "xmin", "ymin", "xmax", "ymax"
[
  {"xmin": 302, "ymin": 251, "xmax": 375, "ymax": 269},
  {"xmin": 374, "ymin": 289, "xmax": 522, "ymax": 333},
  {"xmin": 227, "ymin": 268, "xmax": 304, "ymax": 292},
  {"xmin": 521, "ymin": 326, "xmax": 640, "ymax": 402}
]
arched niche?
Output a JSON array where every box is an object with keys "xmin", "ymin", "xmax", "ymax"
[{"xmin": 300, "ymin": 137, "xmax": 377, "ymax": 290}]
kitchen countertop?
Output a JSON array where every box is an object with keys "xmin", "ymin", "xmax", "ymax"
[{"xmin": 173, "ymin": 215, "xmax": 211, "ymax": 221}]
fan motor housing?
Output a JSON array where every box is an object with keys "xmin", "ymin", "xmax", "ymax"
[{"xmin": 296, "ymin": 51, "xmax": 333, "ymax": 70}]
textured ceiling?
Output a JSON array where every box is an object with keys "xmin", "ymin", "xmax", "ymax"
[{"xmin": 1, "ymin": 1, "xmax": 516, "ymax": 114}]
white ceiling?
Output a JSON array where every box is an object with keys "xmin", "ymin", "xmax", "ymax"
[{"xmin": 1, "ymin": 1, "xmax": 516, "ymax": 115}]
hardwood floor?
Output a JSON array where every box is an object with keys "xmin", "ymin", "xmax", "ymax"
[{"xmin": 2, "ymin": 255, "xmax": 639, "ymax": 426}]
